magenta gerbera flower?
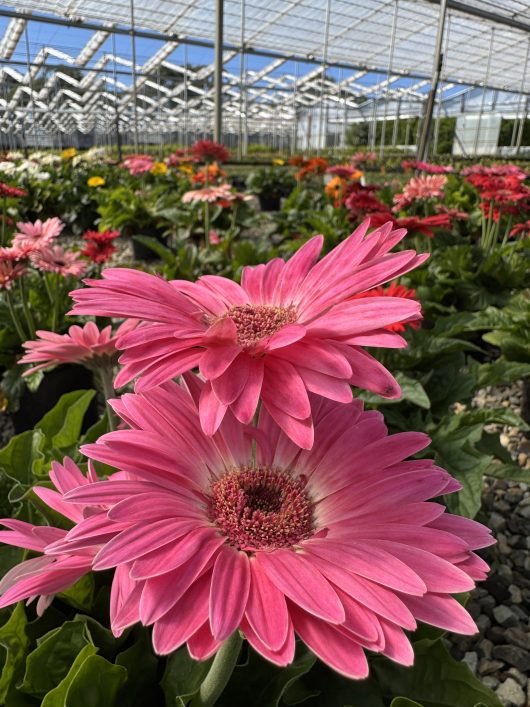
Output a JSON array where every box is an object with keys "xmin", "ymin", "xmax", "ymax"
[
  {"xmin": 19, "ymin": 319, "xmax": 137, "ymax": 376},
  {"xmin": 44, "ymin": 379, "xmax": 492, "ymax": 678},
  {"xmin": 69, "ymin": 221, "xmax": 427, "ymax": 448}
]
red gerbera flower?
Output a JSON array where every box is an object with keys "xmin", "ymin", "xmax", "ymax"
[
  {"xmin": 191, "ymin": 140, "xmax": 230, "ymax": 164},
  {"xmin": 0, "ymin": 182, "xmax": 27, "ymax": 198}
]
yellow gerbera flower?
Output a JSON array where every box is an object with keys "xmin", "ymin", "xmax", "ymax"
[
  {"xmin": 61, "ymin": 148, "xmax": 77, "ymax": 159},
  {"xmin": 272, "ymin": 158, "xmax": 285, "ymax": 166},
  {"xmin": 150, "ymin": 162, "xmax": 168, "ymax": 175},
  {"xmin": 87, "ymin": 176, "xmax": 105, "ymax": 187}
]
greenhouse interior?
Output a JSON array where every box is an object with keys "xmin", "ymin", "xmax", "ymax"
[{"xmin": 0, "ymin": 1, "xmax": 529, "ymax": 706}]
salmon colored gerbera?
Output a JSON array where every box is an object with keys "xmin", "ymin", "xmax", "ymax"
[
  {"xmin": 69, "ymin": 220, "xmax": 427, "ymax": 448},
  {"xmin": 40, "ymin": 378, "xmax": 492, "ymax": 678}
]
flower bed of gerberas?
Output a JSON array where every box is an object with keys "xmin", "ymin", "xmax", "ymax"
[{"xmin": 0, "ymin": 144, "xmax": 528, "ymax": 707}]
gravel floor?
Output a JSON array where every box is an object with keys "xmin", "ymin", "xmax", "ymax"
[{"xmin": 448, "ymin": 382, "xmax": 530, "ymax": 707}]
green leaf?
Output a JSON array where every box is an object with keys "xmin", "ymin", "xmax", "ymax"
[
  {"xmin": 116, "ymin": 634, "xmax": 162, "ymax": 706},
  {"xmin": 0, "ymin": 604, "xmax": 30, "ymax": 703},
  {"xmin": 63, "ymin": 654, "xmax": 127, "ymax": 707},
  {"xmin": 0, "ymin": 429, "xmax": 46, "ymax": 499},
  {"xmin": 219, "ymin": 644, "xmax": 316, "ymax": 707},
  {"xmin": 37, "ymin": 390, "xmax": 97, "ymax": 450},
  {"xmin": 161, "ymin": 647, "xmax": 213, "ymax": 706},
  {"xmin": 390, "ymin": 699, "xmax": 425, "ymax": 707},
  {"xmin": 371, "ymin": 639, "xmax": 502, "ymax": 707},
  {"xmin": 40, "ymin": 645, "xmax": 98, "ymax": 707},
  {"xmin": 474, "ymin": 360, "xmax": 530, "ymax": 388},
  {"xmin": 57, "ymin": 574, "xmax": 95, "ymax": 613},
  {"xmin": 79, "ymin": 413, "xmax": 109, "ymax": 446},
  {"xmin": 19, "ymin": 620, "xmax": 92, "ymax": 697}
]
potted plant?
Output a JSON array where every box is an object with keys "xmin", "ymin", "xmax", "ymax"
[{"xmin": 246, "ymin": 165, "xmax": 296, "ymax": 211}]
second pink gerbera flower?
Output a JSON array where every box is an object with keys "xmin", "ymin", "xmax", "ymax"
[{"xmin": 69, "ymin": 220, "xmax": 427, "ymax": 447}]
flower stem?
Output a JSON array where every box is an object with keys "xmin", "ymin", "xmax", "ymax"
[
  {"xmin": 95, "ymin": 364, "xmax": 117, "ymax": 432},
  {"xmin": 190, "ymin": 632, "xmax": 243, "ymax": 707},
  {"xmin": 5, "ymin": 289, "xmax": 28, "ymax": 342},
  {"xmin": 1, "ymin": 196, "xmax": 6, "ymax": 246},
  {"xmin": 18, "ymin": 277, "xmax": 35, "ymax": 339}
]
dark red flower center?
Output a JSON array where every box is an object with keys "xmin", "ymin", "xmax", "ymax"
[
  {"xmin": 226, "ymin": 304, "xmax": 297, "ymax": 349},
  {"xmin": 208, "ymin": 466, "xmax": 314, "ymax": 551}
]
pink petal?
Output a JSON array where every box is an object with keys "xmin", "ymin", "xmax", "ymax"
[
  {"xmin": 245, "ymin": 557, "xmax": 290, "ymax": 651},
  {"xmin": 152, "ymin": 572, "xmax": 212, "ymax": 655},
  {"xmin": 255, "ymin": 550, "xmax": 344, "ymax": 623},
  {"xmin": 290, "ymin": 606, "xmax": 369, "ymax": 679},
  {"xmin": 402, "ymin": 593, "xmax": 477, "ymax": 635},
  {"xmin": 199, "ymin": 381, "xmax": 228, "ymax": 436},
  {"xmin": 210, "ymin": 546, "xmax": 250, "ymax": 641},
  {"xmin": 241, "ymin": 617, "xmax": 295, "ymax": 667}
]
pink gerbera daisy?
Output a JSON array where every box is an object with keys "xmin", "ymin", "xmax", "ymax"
[
  {"xmin": 45, "ymin": 379, "xmax": 492, "ymax": 678},
  {"xmin": 393, "ymin": 175, "xmax": 448, "ymax": 211},
  {"xmin": 30, "ymin": 245, "xmax": 87, "ymax": 277},
  {"xmin": 19, "ymin": 319, "xmax": 137, "ymax": 376},
  {"xmin": 13, "ymin": 217, "xmax": 64, "ymax": 250},
  {"xmin": 69, "ymin": 221, "xmax": 427, "ymax": 448},
  {"xmin": 0, "ymin": 458, "xmax": 101, "ymax": 616}
]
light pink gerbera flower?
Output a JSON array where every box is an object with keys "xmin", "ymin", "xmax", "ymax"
[
  {"xmin": 30, "ymin": 245, "xmax": 87, "ymax": 278},
  {"xmin": 46, "ymin": 379, "xmax": 492, "ymax": 677},
  {"xmin": 0, "ymin": 458, "xmax": 101, "ymax": 616},
  {"xmin": 69, "ymin": 221, "xmax": 427, "ymax": 448},
  {"xmin": 182, "ymin": 183, "xmax": 249, "ymax": 204},
  {"xmin": 13, "ymin": 217, "xmax": 64, "ymax": 250},
  {"xmin": 19, "ymin": 319, "xmax": 137, "ymax": 376},
  {"xmin": 393, "ymin": 175, "xmax": 448, "ymax": 211}
]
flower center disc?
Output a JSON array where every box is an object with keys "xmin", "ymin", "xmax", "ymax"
[
  {"xmin": 209, "ymin": 466, "xmax": 314, "ymax": 551},
  {"xmin": 226, "ymin": 304, "xmax": 297, "ymax": 349}
]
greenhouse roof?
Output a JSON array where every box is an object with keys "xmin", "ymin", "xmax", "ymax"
[{"xmin": 0, "ymin": 0, "xmax": 528, "ymax": 139}]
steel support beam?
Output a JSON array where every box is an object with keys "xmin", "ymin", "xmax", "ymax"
[
  {"xmin": 214, "ymin": 0, "xmax": 224, "ymax": 142},
  {"xmin": 417, "ymin": 0, "xmax": 447, "ymax": 161}
]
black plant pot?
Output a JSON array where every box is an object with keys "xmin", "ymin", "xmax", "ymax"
[
  {"xmin": 258, "ymin": 193, "xmax": 281, "ymax": 212},
  {"xmin": 11, "ymin": 364, "xmax": 99, "ymax": 434}
]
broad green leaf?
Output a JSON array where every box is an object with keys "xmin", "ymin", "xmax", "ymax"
[
  {"xmin": 63, "ymin": 654, "xmax": 127, "ymax": 707},
  {"xmin": 37, "ymin": 390, "xmax": 96, "ymax": 450},
  {"xmin": 116, "ymin": 634, "xmax": 161, "ymax": 706},
  {"xmin": 40, "ymin": 645, "xmax": 98, "ymax": 707},
  {"xmin": 161, "ymin": 647, "xmax": 213, "ymax": 706},
  {"xmin": 0, "ymin": 604, "xmax": 29, "ymax": 703},
  {"xmin": 0, "ymin": 429, "xmax": 46, "ymax": 497},
  {"xmin": 57, "ymin": 574, "xmax": 95, "ymax": 613},
  {"xmin": 19, "ymin": 620, "xmax": 92, "ymax": 697},
  {"xmin": 390, "ymin": 699, "xmax": 424, "ymax": 707},
  {"xmin": 474, "ymin": 360, "xmax": 530, "ymax": 388}
]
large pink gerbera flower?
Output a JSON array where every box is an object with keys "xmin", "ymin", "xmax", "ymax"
[
  {"xmin": 69, "ymin": 221, "xmax": 427, "ymax": 448},
  {"xmin": 19, "ymin": 319, "xmax": 137, "ymax": 376},
  {"xmin": 13, "ymin": 217, "xmax": 64, "ymax": 249},
  {"xmin": 0, "ymin": 458, "xmax": 100, "ymax": 615},
  {"xmin": 47, "ymin": 379, "xmax": 492, "ymax": 678},
  {"xmin": 30, "ymin": 245, "xmax": 87, "ymax": 278}
]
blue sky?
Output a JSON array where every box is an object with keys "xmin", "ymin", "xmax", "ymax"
[{"xmin": 0, "ymin": 7, "xmax": 439, "ymax": 98}]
